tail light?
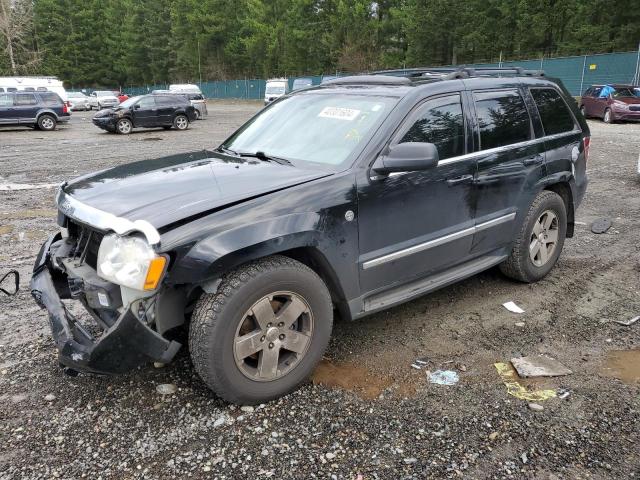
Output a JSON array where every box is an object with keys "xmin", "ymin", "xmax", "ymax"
[
  {"xmin": 582, "ymin": 136, "xmax": 590, "ymax": 164},
  {"xmin": 62, "ymin": 102, "xmax": 68, "ymax": 114}
]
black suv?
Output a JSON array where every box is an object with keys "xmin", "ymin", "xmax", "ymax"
[
  {"xmin": 31, "ymin": 68, "xmax": 589, "ymax": 404},
  {"xmin": 92, "ymin": 94, "xmax": 197, "ymax": 134},
  {"xmin": 0, "ymin": 91, "xmax": 70, "ymax": 130}
]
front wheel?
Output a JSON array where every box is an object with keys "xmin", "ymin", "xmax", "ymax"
[
  {"xmin": 189, "ymin": 256, "xmax": 333, "ymax": 405},
  {"xmin": 173, "ymin": 114, "xmax": 189, "ymax": 130},
  {"xmin": 500, "ymin": 190, "xmax": 567, "ymax": 283},
  {"xmin": 116, "ymin": 118, "xmax": 132, "ymax": 134},
  {"xmin": 603, "ymin": 108, "xmax": 613, "ymax": 123}
]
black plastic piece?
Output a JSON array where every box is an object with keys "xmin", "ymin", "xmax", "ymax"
[{"xmin": 0, "ymin": 270, "xmax": 19, "ymax": 296}]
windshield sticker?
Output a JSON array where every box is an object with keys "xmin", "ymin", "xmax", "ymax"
[{"xmin": 318, "ymin": 107, "xmax": 361, "ymax": 121}]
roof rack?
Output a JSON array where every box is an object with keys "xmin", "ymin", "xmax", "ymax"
[
  {"xmin": 372, "ymin": 67, "xmax": 545, "ymax": 80},
  {"xmin": 322, "ymin": 75, "xmax": 411, "ymax": 86}
]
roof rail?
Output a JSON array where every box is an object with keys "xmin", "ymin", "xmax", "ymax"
[
  {"xmin": 322, "ymin": 75, "xmax": 411, "ymax": 86},
  {"xmin": 371, "ymin": 67, "xmax": 545, "ymax": 80}
]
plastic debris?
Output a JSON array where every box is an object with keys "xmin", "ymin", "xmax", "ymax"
[
  {"xmin": 0, "ymin": 270, "xmax": 19, "ymax": 296},
  {"xmin": 410, "ymin": 364, "xmax": 422, "ymax": 370},
  {"xmin": 494, "ymin": 363, "xmax": 557, "ymax": 401},
  {"xmin": 503, "ymin": 301, "xmax": 524, "ymax": 314},
  {"xmin": 511, "ymin": 355, "xmax": 572, "ymax": 378},
  {"xmin": 155, "ymin": 383, "xmax": 177, "ymax": 395},
  {"xmin": 415, "ymin": 359, "xmax": 428, "ymax": 365},
  {"xmin": 591, "ymin": 217, "xmax": 611, "ymax": 234},
  {"xmin": 613, "ymin": 316, "xmax": 639, "ymax": 326},
  {"xmin": 528, "ymin": 402, "xmax": 544, "ymax": 411},
  {"xmin": 428, "ymin": 370, "xmax": 459, "ymax": 386},
  {"xmin": 558, "ymin": 390, "xmax": 571, "ymax": 400}
]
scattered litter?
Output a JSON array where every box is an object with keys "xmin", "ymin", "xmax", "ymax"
[
  {"xmin": 0, "ymin": 270, "xmax": 19, "ymax": 296},
  {"xmin": 574, "ymin": 221, "xmax": 587, "ymax": 226},
  {"xmin": 515, "ymin": 322, "xmax": 526, "ymax": 328},
  {"xmin": 511, "ymin": 355, "xmax": 572, "ymax": 378},
  {"xmin": 0, "ymin": 182, "xmax": 59, "ymax": 191},
  {"xmin": 590, "ymin": 217, "xmax": 611, "ymax": 234},
  {"xmin": 521, "ymin": 452, "xmax": 529, "ymax": 464},
  {"xmin": 410, "ymin": 364, "xmax": 422, "ymax": 370},
  {"xmin": 613, "ymin": 316, "xmax": 639, "ymax": 326},
  {"xmin": 488, "ymin": 432, "xmax": 499, "ymax": 441},
  {"xmin": 494, "ymin": 363, "xmax": 557, "ymax": 402},
  {"xmin": 428, "ymin": 370, "xmax": 459, "ymax": 386},
  {"xmin": 415, "ymin": 359, "xmax": 428, "ymax": 365},
  {"xmin": 503, "ymin": 301, "xmax": 525, "ymax": 314},
  {"xmin": 44, "ymin": 394, "xmax": 56, "ymax": 402},
  {"xmin": 558, "ymin": 390, "xmax": 571, "ymax": 400},
  {"xmin": 155, "ymin": 383, "xmax": 177, "ymax": 395},
  {"xmin": 458, "ymin": 364, "xmax": 467, "ymax": 372},
  {"xmin": 528, "ymin": 402, "xmax": 544, "ymax": 412}
]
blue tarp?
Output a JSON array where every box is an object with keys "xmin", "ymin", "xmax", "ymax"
[{"xmin": 599, "ymin": 85, "xmax": 615, "ymax": 97}]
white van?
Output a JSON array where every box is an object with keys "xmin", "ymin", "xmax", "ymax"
[
  {"xmin": 169, "ymin": 84, "xmax": 207, "ymax": 119},
  {"xmin": 0, "ymin": 76, "xmax": 68, "ymax": 103},
  {"xmin": 264, "ymin": 78, "xmax": 288, "ymax": 105}
]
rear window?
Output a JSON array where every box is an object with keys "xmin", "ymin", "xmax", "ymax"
[
  {"xmin": 530, "ymin": 88, "xmax": 576, "ymax": 136},
  {"xmin": 14, "ymin": 93, "xmax": 38, "ymax": 106},
  {"xmin": 38, "ymin": 92, "xmax": 63, "ymax": 106},
  {"xmin": 473, "ymin": 90, "xmax": 531, "ymax": 150}
]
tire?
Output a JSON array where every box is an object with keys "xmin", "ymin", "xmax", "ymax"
[
  {"xmin": 115, "ymin": 118, "xmax": 132, "ymax": 134},
  {"xmin": 579, "ymin": 105, "xmax": 587, "ymax": 118},
  {"xmin": 37, "ymin": 114, "xmax": 57, "ymax": 131},
  {"xmin": 603, "ymin": 108, "xmax": 613, "ymax": 123},
  {"xmin": 189, "ymin": 255, "xmax": 333, "ymax": 405},
  {"xmin": 499, "ymin": 190, "xmax": 567, "ymax": 283},
  {"xmin": 97, "ymin": 103, "xmax": 102, "ymax": 111},
  {"xmin": 194, "ymin": 109, "xmax": 201, "ymax": 120},
  {"xmin": 173, "ymin": 114, "xmax": 189, "ymax": 130}
]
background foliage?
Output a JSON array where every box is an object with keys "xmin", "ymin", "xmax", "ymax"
[{"xmin": 1, "ymin": 0, "xmax": 639, "ymax": 87}]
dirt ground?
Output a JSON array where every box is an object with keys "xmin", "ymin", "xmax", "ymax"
[{"xmin": 0, "ymin": 102, "xmax": 639, "ymax": 480}]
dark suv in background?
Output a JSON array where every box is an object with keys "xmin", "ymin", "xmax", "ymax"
[
  {"xmin": 32, "ymin": 67, "xmax": 589, "ymax": 405},
  {"xmin": 0, "ymin": 91, "xmax": 70, "ymax": 130},
  {"xmin": 92, "ymin": 93, "xmax": 197, "ymax": 134},
  {"xmin": 579, "ymin": 84, "xmax": 640, "ymax": 123}
]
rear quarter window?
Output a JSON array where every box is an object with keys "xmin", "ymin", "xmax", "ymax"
[
  {"xmin": 530, "ymin": 88, "xmax": 576, "ymax": 136},
  {"xmin": 38, "ymin": 92, "xmax": 63, "ymax": 106},
  {"xmin": 473, "ymin": 89, "xmax": 532, "ymax": 150},
  {"xmin": 14, "ymin": 93, "xmax": 38, "ymax": 106}
]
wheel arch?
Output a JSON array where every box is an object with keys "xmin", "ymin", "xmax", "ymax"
[
  {"xmin": 36, "ymin": 109, "xmax": 59, "ymax": 121},
  {"xmin": 541, "ymin": 179, "xmax": 575, "ymax": 237}
]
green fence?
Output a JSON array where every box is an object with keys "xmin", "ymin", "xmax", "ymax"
[{"xmin": 75, "ymin": 50, "xmax": 640, "ymax": 99}]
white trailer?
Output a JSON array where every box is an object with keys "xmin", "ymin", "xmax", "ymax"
[{"xmin": 0, "ymin": 76, "xmax": 68, "ymax": 102}]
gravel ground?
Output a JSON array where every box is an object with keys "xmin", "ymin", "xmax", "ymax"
[{"xmin": 1, "ymin": 103, "xmax": 639, "ymax": 479}]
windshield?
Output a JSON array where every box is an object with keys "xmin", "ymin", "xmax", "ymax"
[
  {"xmin": 95, "ymin": 91, "xmax": 114, "ymax": 97},
  {"xmin": 68, "ymin": 92, "xmax": 84, "ymax": 98},
  {"xmin": 266, "ymin": 86, "xmax": 286, "ymax": 95},
  {"xmin": 223, "ymin": 92, "xmax": 397, "ymax": 168},
  {"xmin": 612, "ymin": 87, "xmax": 636, "ymax": 98},
  {"xmin": 119, "ymin": 96, "xmax": 141, "ymax": 108}
]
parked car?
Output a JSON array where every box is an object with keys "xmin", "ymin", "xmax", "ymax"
[
  {"xmin": 579, "ymin": 84, "xmax": 640, "ymax": 123},
  {"xmin": 264, "ymin": 78, "xmax": 288, "ymax": 104},
  {"xmin": 67, "ymin": 91, "xmax": 91, "ymax": 111},
  {"xmin": 31, "ymin": 69, "xmax": 589, "ymax": 404},
  {"xmin": 0, "ymin": 91, "xmax": 70, "ymax": 130},
  {"xmin": 153, "ymin": 89, "xmax": 208, "ymax": 119},
  {"xmin": 292, "ymin": 77, "xmax": 313, "ymax": 91},
  {"xmin": 88, "ymin": 90, "xmax": 119, "ymax": 110},
  {"xmin": 91, "ymin": 94, "xmax": 196, "ymax": 134}
]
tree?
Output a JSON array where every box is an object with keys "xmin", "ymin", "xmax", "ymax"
[{"xmin": 0, "ymin": 0, "xmax": 39, "ymax": 75}]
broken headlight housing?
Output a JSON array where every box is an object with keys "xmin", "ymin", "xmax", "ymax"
[{"xmin": 97, "ymin": 234, "xmax": 166, "ymax": 291}]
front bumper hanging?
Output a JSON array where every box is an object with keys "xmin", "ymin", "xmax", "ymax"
[{"xmin": 30, "ymin": 234, "xmax": 180, "ymax": 375}]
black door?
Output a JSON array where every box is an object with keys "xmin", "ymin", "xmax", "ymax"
[
  {"xmin": 154, "ymin": 96, "xmax": 177, "ymax": 125},
  {"xmin": 357, "ymin": 93, "xmax": 477, "ymax": 295},
  {"xmin": 132, "ymin": 96, "xmax": 158, "ymax": 127},
  {"xmin": 13, "ymin": 93, "xmax": 39, "ymax": 123},
  {"xmin": 469, "ymin": 88, "xmax": 544, "ymax": 255},
  {"xmin": 0, "ymin": 93, "xmax": 15, "ymax": 124}
]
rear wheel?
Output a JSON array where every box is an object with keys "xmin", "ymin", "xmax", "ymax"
[
  {"xmin": 116, "ymin": 118, "xmax": 132, "ymax": 134},
  {"xmin": 189, "ymin": 256, "xmax": 333, "ymax": 404},
  {"xmin": 579, "ymin": 105, "xmax": 587, "ymax": 118},
  {"xmin": 194, "ymin": 109, "xmax": 201, "ymax": 120},
  {"xmin": 603, "ymin": 108, "xmax": 613, "ymax": 123},
  {"xmin": 500, "ymin": 190, "xmax": 567, "ymax": 283},
  {"xmin": 37, "ymin": 114, "xmax": 56, "ymax": 131},
  {"xmin": 173, "ymin": 114, "xmax": 189, "ymax": 130}
]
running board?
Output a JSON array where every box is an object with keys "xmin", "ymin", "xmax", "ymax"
[{"xmin": 363, "ymin": 254, "xmax": 507, "ymax": 313}]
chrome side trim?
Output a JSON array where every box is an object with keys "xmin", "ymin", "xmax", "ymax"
[
  {"xmin": 362, "ymin": 212, "xmax": 516, "ymax": 270},
  {"xmin": 56, "ymin": 188, "xmax": 161, "ymax": 245}
]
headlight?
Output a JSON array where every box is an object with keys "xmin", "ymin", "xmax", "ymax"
[{"xmin": 97, "ymin": 234, "xmax": 166, "ymax": 291}]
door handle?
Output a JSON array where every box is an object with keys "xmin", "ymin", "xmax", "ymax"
[
  {"xmin": 446, "ymin": 174, "xmax": 474, "ymax": 186},
  {"xmin": 523, "ymin": 155, "xmax": 544, "ymax": 166}
]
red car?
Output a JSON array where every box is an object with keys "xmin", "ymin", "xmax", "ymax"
[{"xmin": 579, "ymin": 84, "xmax": 640, "ymax": 123}]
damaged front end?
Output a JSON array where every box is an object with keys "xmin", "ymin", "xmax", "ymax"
[{"xmin": 30, "ymin": 216, "xmax": 181, "ymax": 375}]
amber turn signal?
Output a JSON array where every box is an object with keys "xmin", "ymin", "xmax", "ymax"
[{"xmin": 144, "ymin": 256, "xmax": 167, "ymax": 290}]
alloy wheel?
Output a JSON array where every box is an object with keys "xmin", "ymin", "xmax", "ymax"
[
  {"xmin": 529, "ymin": 210, "xmax": 559, "ymax": 267},
  {"xmin": 175, "ymin": 116, "xmax": 188, "ymax": 130},
  {"xmin": 40, "ymin": 117, "xmax": 54, "ymax": 130},
  {"xmin": 233, "ymin": 291, "xmax": 313, "ymax": 382},
  {"xmin": 117, "ymin": 119, "xmax": 132, "ymax": 134}
]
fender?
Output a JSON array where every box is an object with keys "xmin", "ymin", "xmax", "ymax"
[
  {"xmin": 36, "ymin": 109, "xmax": 62, "ymax": 121},
  {"xmin": 533, "ymin": 171, "xmax": 577, "ymax": 236}
]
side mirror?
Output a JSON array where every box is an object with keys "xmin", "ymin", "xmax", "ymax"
[
  {"xmin": 373, "ymin": 142, "xmax": 439, "ymax": 175},
  {"xmin": 133, "ymin": 104, "xmax": 141, "ymax": 109}
]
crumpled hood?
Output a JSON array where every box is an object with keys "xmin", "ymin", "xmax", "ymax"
[{"xmin": 63, "ymin": 150, "xmax": 331, "ymax": 229}]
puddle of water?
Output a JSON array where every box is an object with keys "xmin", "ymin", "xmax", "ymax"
[
  {"xmin": 601, "ymin": 349, "xmax": 640, "ymax": 384},
  {"xmin": 311, "ymin": 360, "xmax": 394, "ymax": 400}
]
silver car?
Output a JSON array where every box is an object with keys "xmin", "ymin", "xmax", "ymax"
[
  {"xmin": 67, "ymin": 91, "xmax": 91, "ymax": 111},
  {"xmin": 88, "ymin": 91, "xmax": 119, "ymax": 110}
]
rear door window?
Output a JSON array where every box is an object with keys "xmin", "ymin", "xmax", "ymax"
[
  {"xmin": 530, "ymin": 88, "xmax": 576, "ymax": 136},
  {"xmin": 0, "ymin": 94, "xmax": 12, "ymax": 107},
  {"xmin": 473, "ymin": 90, "xmax": 531, "ymax": 150},
  {"xmin": 155, "ymin": 96, "xmax": 177, "ymax": 106},
  {"xmin": 137, "ymin": 96, "xmax": 156, "ymax": 109},
  {"xmin": 38, "ymin": 92, "xmax": 62, "ymax": 106},
  {"xmin": 14, "ymin": 93, "xmax": 38, "ymax": 106},
  {"xmin": 398, "ymin": 94, "xmax": 465, "ymax": 161}
]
